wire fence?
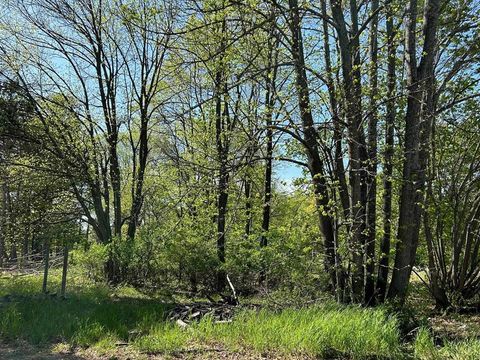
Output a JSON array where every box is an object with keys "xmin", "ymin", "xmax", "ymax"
[{"xmin": 0, "ymin": 253, "xmax": 64, "ymax": 277}]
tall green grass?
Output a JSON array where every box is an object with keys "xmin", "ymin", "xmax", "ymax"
[
  {"xmin": 1, "ymin": 275, "xmax": 404, "ymax": 359},
  {"xmin": 3, "ymin": 274, "xmax": 478, "ymax": 360},
  {"xmin": 0, "ymin": 274, "xmax": 171, "ymax": 347},
  {"xmin": 136, "ymin": 304, "xmax": 404, "ymax": 359}
]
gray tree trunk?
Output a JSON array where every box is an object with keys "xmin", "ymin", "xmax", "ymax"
[
  {"xmin": 388, "ymin": 0, "xmax": 441, "ymax": 302},
  {"xmin": 376, "ymin": 0, "xmax": 397, "ymax": 303},
  {"xmin": 289, "ymin": 0, "xmax": 337, "ymax": 289},
  {"xmin": 61, "ymin": 242, "xmax": 69, "ymax": 298}
]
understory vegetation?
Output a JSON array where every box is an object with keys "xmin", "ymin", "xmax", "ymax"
[{"xmin": 1, "ymin": 272, "xmax": 480, "ymax": 359}]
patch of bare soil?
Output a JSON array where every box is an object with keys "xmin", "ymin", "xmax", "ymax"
[
  {"xmin": 0, "ymin": 341, "xmax": 310, "ymax": 360},
  {"xmin": 0, "ymin": 340, "xmax": 86, "ymax": 360},
  {"xmin": 429, "ymin": 313, "xmax": 480, "ymax": 340}
]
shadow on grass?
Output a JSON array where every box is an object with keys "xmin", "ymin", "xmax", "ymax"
[
  {"xmin": 0, "ymin": 340, "xmax": 90, "ymax": 360},
  {"xmin": 0, "ymin": 274, "xmax": 417, "ymax": 359},
  {"xmin": 0, "ymin": 275, "xmax": 173, "ymax": 348}
]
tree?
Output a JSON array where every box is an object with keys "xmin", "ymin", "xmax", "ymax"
[
  {"xmin": 388, "ymin": 0, "xmax": 442, "ymax": 302},
  {"xmin": 1, "ymin": 0, "xmax": 175, "ymax": 283},
  {"xmin": 376, "ymin": 0, "xmax": 398, "ymax": 304}
]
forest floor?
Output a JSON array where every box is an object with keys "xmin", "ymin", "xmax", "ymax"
[{"xmin": 0, "ymin": 271, "xmax": 479, "ymax": 359}]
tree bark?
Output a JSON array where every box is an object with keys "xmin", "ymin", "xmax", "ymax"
[
  {"xmin": 127, "ymin": 111, "xmax": 148, "ymax": 240},
  {"xmin": 244, "ymin": 177, "xmax": 253, "ymax": 237},
  {"xmin": 330, "ymin": 0, "xmax": 369, "ymax": 302},
  {"xmin": 0, "ymin": 182, "xmax": 6, "ymax": 268},
  {"xmin": 320, "ymin": 0, "xmax": 347, "ymax": 301},
  {"xmin": 259, "ymin": 22, "xmax": 278, "ymax": 285},
  {"xmin": 388, "ymin": 0, "xmax": 441, "ymax": 302},
  {"xmin": 376, "ymin": 0, "xmax": 397, "ymax": 303},
  {"xmin": 289, "ymin": 0, "xmax": 337, "ymax": 289},
  {"xmin": 365, "ymin": 0, "xmax": 379, "ymax": 305},
  {"xmin": 214, "ymin": 46, "xmax": 230, "ymax": 291},
  {"xmin": 424, "ymin": 202, "xmax": 450, "ymax": 308},
  {"xmin": 260, "ymin": 121, "xmax": 273, "ymax": 247},
  {"xmin": 61, "ymin": 242, "xmax": 69, "ymax": 299}
]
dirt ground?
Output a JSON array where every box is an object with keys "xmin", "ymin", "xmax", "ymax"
[
  {"xmin": 0, "ymin": 341, "xmax": 295, "ymax": 360},
  {"xmin": 0, "ymin": 341, "xmax": 87, "ymax": 360}
]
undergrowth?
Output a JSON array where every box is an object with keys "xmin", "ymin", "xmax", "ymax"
[{"xmin": 0, "ymin": 273, "xmax": 479, "ymax": 359}]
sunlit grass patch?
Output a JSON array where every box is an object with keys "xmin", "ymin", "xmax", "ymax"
[
  {"xmin": 130, "ymin": 303, "xmax": 404, "ymax": 359},
  {"xmin": 134, "ymin": 323, "xmax": 190, "ymax": 353},
  {"xmin": 190, "ymin": 304, "xmax": 403, "ymax": 359}
]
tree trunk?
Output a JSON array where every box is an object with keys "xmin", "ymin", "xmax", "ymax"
[
  {"xmin": 214, "ymin": 53, "xmax": 229, "ymax": 291},
  {"xmin": 42, "ymin": 238, "xmax": 50, "ymax": 294},
  {"xmin": 260, "ymin": 124, "xmax": 272, "ymax": 246},
  {"xmin": 0, "ymin": 182, "xmax": 6, "ymax": 268},
  {"xmin": 244, "ymin": 176, "xmax": 253, "ymax": 237},
  {"xmin": 259, "ymin": 27, "xmax": 278, "ymax": 284},
  {"xmin": 216, "ymin": 165, "xmax": 229, "ymax": 291},
  {"xmin": 289, "ymin": 0, "xmax": 337, "ymax": 289},
  {"xmin": 321, "ymin": 0, "xmax": 349, "ymax": 224},
  {"xmin": 259, "ymin": 142, "xmax": 271, "ymax": 285},
  {"xmin": 110, "ymin": 147, "xmax": 122, "ymax": 238},
  {"xmin": 388, "ymin": 0, "xmax": 441, "ymax": 302},
  {"xmin": 320, "ymin": 0, "xmax": 347, "ymax": 301},
  {"xmin": 22, "ymin": 218, "xmax": 30, "ymax": 267},
  {"xmin": 127, "ymin": 111, "xmax": 149, "ymax": 240},
  {"xmin": 376, "ymin": 0, "xmax": 397, "ymax": 303},
  {"xmin": 61, "ymin": 242, "xmax": 69, "ymax": 299},
  {"xmin": 87, "ymin": 179, "xmax": 119, "ymax": 284},
  {"xmin": 330, "ymin": 0, "xmax": 368, "ymax": 302},
  {"xmin": 365, "ymin": 0, "xmax": 379, "ymax": 305},
  {"xmin": 424, "ymin": 203, "xmax": 450, "ymax": 308}
]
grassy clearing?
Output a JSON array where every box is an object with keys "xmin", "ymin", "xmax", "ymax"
[
  {"xmin": 0, "ymin": 273, "xmax": 171, "ymax": 349},
  {"xmin": 0, "ymin": 274, "xmax": 403, "ymax": 359},
  {"xmin": 0, "ymin": 273, "xmax": 479, "ymax": 359}
]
